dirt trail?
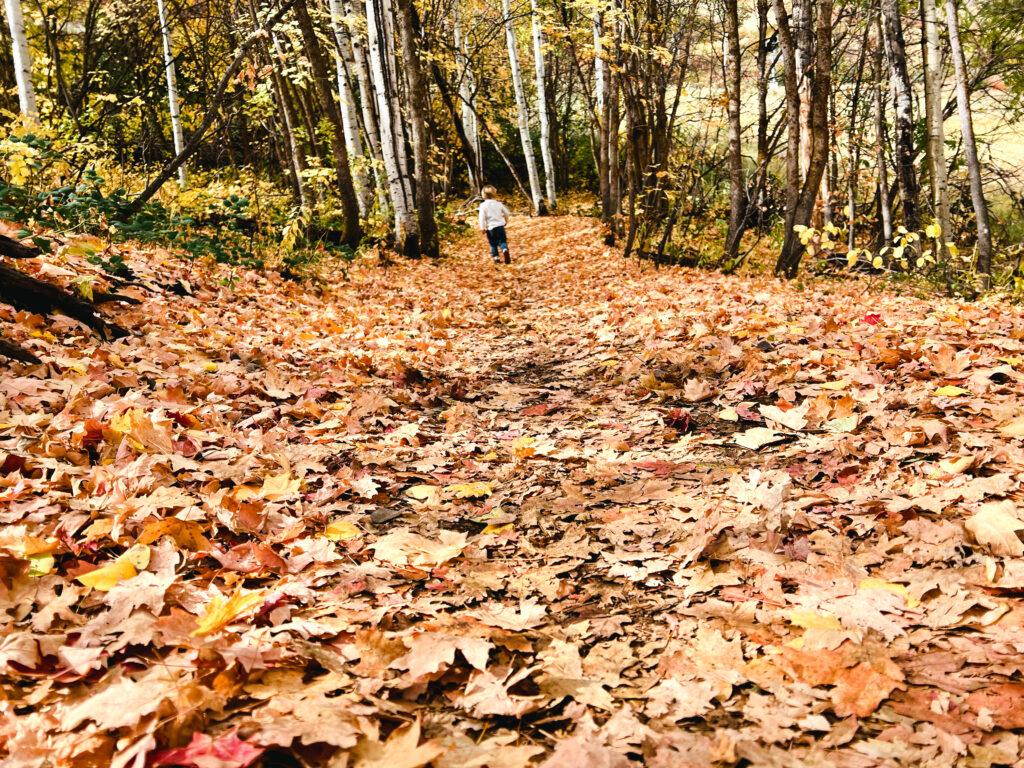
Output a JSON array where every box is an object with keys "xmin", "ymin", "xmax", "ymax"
[{"xmin": 6, "ymin": 215, "xmax": 1024, "ymax": 765}]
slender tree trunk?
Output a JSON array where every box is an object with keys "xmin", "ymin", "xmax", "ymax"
[
  {"xmin": 773, "ymin": 0, "xmax": 801, "ymax": 265},
  {"xmin": 265, "ymin": 27, "xmax": 310, "ymax": 209},
  {"xmin": 793, "ymin": 0, "xmax": 812, "ymax": 181},
  {"xmin": 872, "ymin": 14, "xmax": 893, "ymax": 247},
  {"xmin": 531, "ymin": 0, "xmax": 556, "ymax": 209},
  {"xmin": 606, "ymin": 0, "xmax": 621, "ymax": 221},
  {"xmin": 846, "ymin": 26, "xmax": 868, "ymax": 250},
  {"xmin": 724, "ymin": 0, "xmax": 746, "ymax": 259},
  {"xmin": 4, "ymin": 0, "xmax": 36, "ymax": 119},
  {"xmin": 346, "ymin": 0, "xmax": 388, "ymax": 211},
  {"xmin": 453, "ymin": 7, "xmax": 481, "ymax": 191},
  {"xmin": 294, "ymin": 0, "xmax": 362, "ymax": 247},
  {"xmin": 503, "ymin": 0, "xmax": 545, "ymax": 215},
  {"xmin": 880, "ymin": 0, "xmax": 921, "ymax": 233},
  {"xmin": 946, "ymin": 0, "xmax": 992, "ymax": 278},
  {"xmin": 366, "ymin": 0, "xmax": 418, "ymax": 252},
  {"xmin": 921, "ymin": 0, "xmax": 951, "ymax": 259},
  {"xmin": 328, "ymin": 0, "xmax": 373, "ymax": 216},
  {"xmin": 594, "ymin": 5, "xmax": 610, "ymax": 224},
  {"xmin": 775, "ymin": 0, "xmax": 833, "ymax": 277},
  {"xmin": 156, "ymin": 0, "xmax": 186, "ymax": 187},
  {"xmin": 128, "ymin": 0, "xmax": 298, "ymax": 214},
  {"xmin": 394, "ymin": 0, "xmax": 438, "ymax": 257}
]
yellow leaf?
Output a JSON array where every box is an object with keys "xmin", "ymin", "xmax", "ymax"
[
  {"xmin": 204, "ymin": 362, "xmax": 218, "ymax": 372},
  {"xmin": 405, "ymin": 484, "xmax": 438, "ymax": 500},
  {"xmin": 859, "ymin": 577, "xmax": 920, "ymax": 608},
  {"xmin": 75, "ymin": 544, "xmax": 150, "ymax": 591},
  {"xmin": 191, "ymin": 588, "xmax": 267, "ymax": 637},
  {"xmin": 481, "ymin": 523, "xmax": 514, "ymax": 535},
  {"xmin": 998, "ymin": 357, "xmax": 1022, "ymax": 367},
  {"xmin": 325, "ymin": 520, "xmax": 362, "ymax": 541},
  {"xmin": 108, "ymin": 409, "xmax": 134, "ymax": 435},
  {"xmin": 138, "ymin": 518, "xmax": 211, "ymax": 551},
  {"xmin": 260, "ymin": 472, "xmax": 301, "ymax": 501},
  {"xmin": 512, "ymin": 436, "xmax": 536, "ymax": 458},
  {"xmin": 820, "ymin": 379, "xmax": 848, "ymax": 390},
  {"xmin": 934, "ymin": 385, "xmax": 970, "ymax": 397},
  {"xmin": 232, "ymin": 484, "xmax": 260, "ymax": 501},
  {"xmin": 872, "ymin": 256, "xmax": 883, "ymax": 269},
  {"xmin": 446, "ymin": 482, "xmax": 492, "ymax": 499},
  {"xmin": 718, "ymin": 407, "xmax": 739, "ymax": 422},
  {"xmin": 937, "ymin": 456, "xmax": 973, "ymax": 475},
  {"xmin": 788, "ymin": 610, "xmax": 842, "ymax": 630}
]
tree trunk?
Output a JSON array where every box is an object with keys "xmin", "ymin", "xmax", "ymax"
[
  {"xmin": 946, "ymin": 0, "xmax": 992, "ymax": 278},
  {"xmin": 773, "ymin": 0, "xmax": 801, "ymax": 267},
  {"xmin": 394, "ymin": 0, "xmax": 438, "ymax": 257},
  {"xmin": 268, "ymin": 29, "xmax": 311, "ymax": 209},
  {"xmin": 293, "ymin": 0, "xmax": 363, "ymax": 247},
  {"xmin": 128, "ymin": 0, "xmax": 298, "ymax": 214},
  {"xmin": 775, "ymin": 0, "xmax": 833, "ymax": 278},
  {"xmin": 453, "ymin": 7, "xmax": 482, "ymax": 191},
  {"xmin": 365, "ymin": 0, "xmax": 418, "ymax": 253},
  {"xmin": 3, "ymin": 0, "xmax": 36, "ymax": 119},
  {"xmin": 724, "ymin": 0, "xmax": 746, "ymax": 260},
  {"xmin": 328, "ymin": 0, "xmax": 373, "ymax": 216},
  {"xmin": 502, "ymin": 0, "xmax": 545, "ymax": 215},
  {"xmin": 921, "ymin": 0, "xmax": 951, "ymax": 259},
  {"xmin": 872, "ymin": 15, "xmax": 893, "ymax": 247},
  {"xmin": 531, "ymin": 0, "xmax": 556, "ymax": 210},
  {"xmin": 156, "ymin": 0, "xmax": 187, "ymax": 188},
  {"xmin": 880, "ymin": 0, "xmax": 921, "ymax": 233},
  {"xmin": 594, "ymin": 5, "xmax": 610, "ymax": 225},
  {"xmin": 345, "ymin": 0, "xmax": 389, "ymax": 211}
]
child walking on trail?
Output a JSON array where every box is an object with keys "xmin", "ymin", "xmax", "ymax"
[{"xmin": 478, "ymin": 186, "xmax": 512, "ymax": 264}]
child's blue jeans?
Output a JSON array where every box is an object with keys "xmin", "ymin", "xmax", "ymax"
[{"xmin": 485, "ymin": 226, "xmax": 508, "ymax": 259}]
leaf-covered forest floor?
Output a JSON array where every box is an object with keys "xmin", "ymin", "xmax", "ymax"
[{"xmin": 5, "ymin": 215, "xmax": 1024, "ymax": 767}]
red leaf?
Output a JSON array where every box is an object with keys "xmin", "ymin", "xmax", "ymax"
[
  {"xmin": 862, "ymin": 313, "xmax": 881, "ymax": 325},
  {"xmin": 150, "ymin": 728, "xmax": 264, "ymax": 768}
]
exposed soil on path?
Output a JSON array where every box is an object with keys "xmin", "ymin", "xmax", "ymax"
[{"xmin": 5, "ymin": 215, "xmax": 1024, "ymax": 766}]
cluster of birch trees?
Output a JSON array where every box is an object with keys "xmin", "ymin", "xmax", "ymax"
[{"xmin": 1, "ymin": 0, "xmax": 1022, "ymax": 274}]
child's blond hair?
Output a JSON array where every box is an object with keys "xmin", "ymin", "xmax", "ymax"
[{"xmin": 481, "ymin": 185, "xmax": 497, "ymax": 199}]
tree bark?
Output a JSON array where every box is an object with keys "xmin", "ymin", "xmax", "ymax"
[
  {"xmin": 503, "ymin": 0, "xmax": 545, "ymax": 215},
  {"xmin": 366, "ymin": 0, "xmax": 418, "ymax": 253},
  {"xmin": 531, "ymin": 0, "xmax": 556, "ymax": 209},
  {"xmin": 3, "ymin": 0, "xmax": 37, "ymax": 119},
  {"xmin": 872, "ymin": 14, "xmax": 893, "ymax": 247},
  {"xmin": 724, "ymin": 0, "xmax": 746, "ymax": 260},
  {"xmin": 946, "ymin": 0, "xmax": 992, "ymax": 278},
  {"xmin": 775, "ymin": 0, "xmax": 833, "ymax": 278},
  {"xmin": 921, "ymin": 0, "xmax": 951, "ymax": 259},
  {"xmin": 156, "ymin": 0, "xmax": 187, "ymax": 188},
  {"xmin": 773, "ymin": 0, "xmax": 801, "ymax": 267},
  {"xmin": 293, "ymin": 0, "xmax": 363, "ymax": 247},
  {"xmin": 880, "ymin": 0, "xmax": 921, "ymax": 233},
  {"xmin": 328, "ymin": 0, "xmax": 373, "ymax": 216},
  {"xmin": 394, "ymin": 0, "xmax": 438, "ymax": 257},
  {"xmin": 452, "ymin": 6, "xmax": 482, "ymax": 191}
]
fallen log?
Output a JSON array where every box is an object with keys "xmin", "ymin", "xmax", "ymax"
[
  {"xmin": 0, "ymin": 338, "xmax": 41, "ymax": 364},
  {"xmin": 0, "ymin": 234, "xmax": 42, "ymax": 260},
  {"xmin": 0, "ymin": 263, "xmax": 128, "ymax": 339}
]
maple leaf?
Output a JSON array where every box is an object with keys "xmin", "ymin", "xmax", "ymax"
[
  {"xmin": 349, "ymin": 720, "xmax": 446, "ymax": 768},
  {"xmin": 151, "ymin": 728, "xmax": 264, "ymax": 768},
  {"xmin": 371, "ymin": 529, "xmax": 467, "ymax": 568},
  {"xmin": 965, "ymin": 501, "xmax": 1024, "ymax": 556},
  {"xmin": 831, "ymin": 661, "xmax": 902, "ymax": 718},
  {"xmin": 446, "ymin": 481, "xmax": 492, "ymax": 499},
  {"xmin": 260, "ymin": 471, "xmax": 301, "ymax": 500},
  {"xmin": 191, "ymin": 588, "xmax": 267, "ymax": 636},
  {"xmin": 734, "ymin": 427, "xmax": 785, "ymax": 450},
  {"xmin": 75, "ymin": 544, "xmax": 150, "ymax": 591}
]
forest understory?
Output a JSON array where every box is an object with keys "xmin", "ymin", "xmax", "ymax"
[{"xmin": 4, "ymin": 215, "xmax": 1024, "ymax": 766}]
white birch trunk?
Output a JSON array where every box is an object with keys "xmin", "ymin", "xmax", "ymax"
[
  {"xmin": 502, "ymin": 0, "xmax": 543, "ymax": 213},
  {"xmin": 453, "ymin": 9, "xmax": 481, "ymax": 189},
  {"xmin": 328, "ymin": 0, "xmax": 372, "ymax": 215},
  {"xmin": 921, "ymin": 0, "xmax": 951, "ymax": 256},
  {"xmin": 344, "ymin": 0, "xmax": 388, "ymax": 211},
  {"xmin": 530, "ymin": 0, "xmax": 556, "ymax": 209},
  {"xmin": 946, "ymin": 0, "xmax": 992, "ymax": 276},
  {"xmin": 4, "ymin": 0, "xmax": 36, "ymax": 120},
  {"xmin": 156, "ymin": 0, "xmax": 187, "ymax": 187},
  {"xmin": 365, "ymin": 0, "xmax": 416, "ymax": 243},
  {"xmin": 593, "ymin": 7, "xmax": 604, "ymax": 117}
]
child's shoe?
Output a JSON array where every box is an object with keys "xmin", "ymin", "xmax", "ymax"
[{"xmin": 503, "ymin": 249, "xmax": 511, "ymax": 264}]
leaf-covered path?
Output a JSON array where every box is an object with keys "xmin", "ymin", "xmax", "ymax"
[{"xmin": 5, "ymin": 216, "xmax": 1024, "ymax": 766}]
